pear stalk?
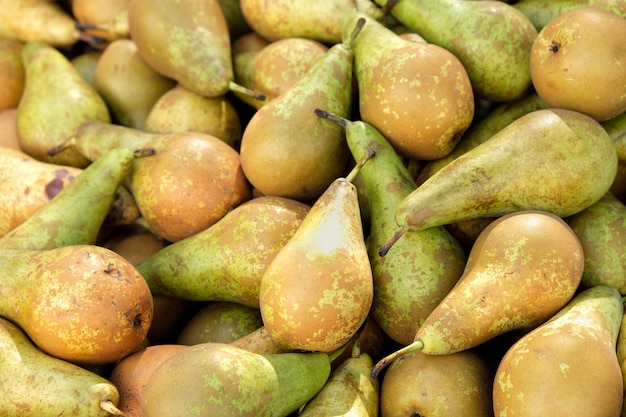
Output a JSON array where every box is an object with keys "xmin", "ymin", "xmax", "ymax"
[{"xmin": 371, "ymin": 339, "xmax": 424, "ymax": 377}]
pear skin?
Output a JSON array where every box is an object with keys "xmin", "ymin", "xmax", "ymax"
[
  {"xmin": 0, "ymin": 317, "xmax": 125, "ymax": 417},
  {"xmin": 493, "ymin": 285, "xmax": 624, "ymax": 417},
  {"xmin": 0, "ymin": 38, "xmax": 25, "ymax": 111},
  {"xmin": 372, "ymin": 210, "xmax": 584, "ymax": 376},
  {"xmin": 72, "ymin": 0, "xmax": 130, "ymax": 43},
  {"xmin": 513, "ymin": 0, "xmax": 626, "ymax": 31},
  {"xmin": 0, "ymin": 244, "xmax": 153, "ymax": 365},
  {"xmin": 230, "ymin": 326, "xmax": 290, "ymax": 355}
]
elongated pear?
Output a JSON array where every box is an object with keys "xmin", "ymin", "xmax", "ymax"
[
  {"xmin": 142, "ymin": 343, "xmax": 331, "ymax": 417},
  {"xmin": 17, "ymin": 42, "xmax": 110, "ymax": 167},
  {"xmin": 375, "ymin": 0, "xmax": 537, "ymax": 102},
  {"xmin": 382, "ymin": 108, "xmax": 618, "ymax": 254},
  {"xmin": 372, "ymin": 210, "xmax": 584, "ymax": 376},
  {"xmin": 230, "ymin": 326, "xmax": 289, "ymax": 355},
  {"xmin": 315, "ymin": 109, "xmax": 466, "ymax": 346},
  {"xmin": 0, "ymin": 244, "xmax": 153, "ymax": 365},
  {"xmin": 259, "ymin": 164, "xmax": 374, "ymax": 353},
  {"xmin": 136, "ymin": 196, "xmax": 310, "ymax": 306},
  {"xmin": 239, "ymin": 18, "xmax": 364, "ymax": 202},
  {"xmin": 0, "ymin": 147, "xmax": 152, "ymax": 250},
  {"xmin": 344, "ymin": 11, "xmax": 474, "ymax": 160},
  {"xmin": 493, "ymin": 285, "xmax": 624, "ymax": 417},
  {"xmin": 0, "ymin": 317, "xmax": 125, "ymax": 417},
  {"xmin": 513, "ymin": 0, "xmax": 626, "ymax": 31}
]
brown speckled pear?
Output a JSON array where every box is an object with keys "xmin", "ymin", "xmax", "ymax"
[
  {"xmin": 512, "ymin": 0, "xmax": 626, "ymax": 31},
  {"xmin": 259, "ymin": 173, "xmax": 373, "ymax": 353},
  {"xmin": 494, "ymin": 285, "xmax": 624, "ymax": 417},
  {"xmin": 372, "ymin": 210, "xmax": 584, "ymax": 376},
  {"xmin": 0, "ymin": 244, "xmax": 153, "ymax": 365}
]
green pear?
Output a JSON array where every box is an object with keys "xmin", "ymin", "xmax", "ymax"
[
  {"xmin": 0, "ymin": 316, "xmax": 125, "ymax": 417},
  {"xmin": 493, "ymin": 285, "xmax": 624, "ymax": 417},
  {"xmin": 239, "ymin": 18, "xmax": 364, "ymax": 202},
  {"xmin": 17, "ymin": 42, "xmax": 110, "ymax": 167},
  {"xmin": 382, "ymin": 108, "xmax": 618, "ymax": 253},
  {"xmin": 603, "ymin": 110, "xmax": 626, "ymax": 164},
  {"xmin": 513, "ymin": 0, "xmax": 626, "ymax": 31},
  {"xmin": 565, "ymin": 192, "xmax": 626, "ymax": 294},
  {"xmin": 259, "ymin": 160, "xmax": 374, "ymax": 353},
  {"xmin": 71, "ymin": 50, "xmax": 102, "ymax": 86},
  {"xmin": 298, "ymin": 340, "xmax": 379, "ymax": 417},
  {"xmin": 380, "ymin": 349, "xmax": 494, "ymax": 417},
  {"xmin": 374, "ymin": 0, "xmax": 538, "ymax": 102},
  {"xmin": 0, "ymin": 244, "xmax": 153, "ymax": 365},
  {"xmin": 141, "ymin": 343, "xmax": 332, "ymax": 417},
  {"xmin": 93, "ymin": 38, "xmax": 176, "ymax": 129},
  {"xmin": 343, "ymin": 11, "xmax": 475, "ymax": 161},
  {"xmin": 217, "ymin": 0, "xmax": 252, "ymax": 40},
  {"xmin": 617, "ymin": 304, "xmax": 626, "ymax": 417},
  {"xmin": 128, "ymin": 0, "xmax": 260, "ymax": 99},
  {"xmin": 0, "ymin": 147, "xmax": 152, "ymax": 250},
  {"xmin": 176, "ymin": 301, "xmax": 263, "ymax": 345},
  {"xmin": 372, "ymin": 210, "xmax": 584, "ymax": 376},
  {"xmin": 136, "ymin": 196, "xmax": 310, "ymax": 306},
  {"xmin": 315, "ymin": 108, "xmax": 466, "ymax": 346},
  {"xmin": 144, "ymin": 83, "xmax": 242, "ymax": 148}
]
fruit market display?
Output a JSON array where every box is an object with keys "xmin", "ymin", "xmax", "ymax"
[{"xmin": 1, "ymin": 0, "xmax": 626, "ymax": 416}]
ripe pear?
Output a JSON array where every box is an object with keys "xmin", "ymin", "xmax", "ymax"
[
  {"xmin": 0, "ymin": 147, "xmax": 151, "ymax": 250},
  {"xmin": 0, "ymin": 316, "xmax": 125, "ymax": 417},
  {"xmin": 298, "ymin": 340, "xmax": 379, "ymax": 417},
  {"xmin": 141, "ymin": 343, "xmax": 332, "ymax": 417},
  {"xmin": 530, "ymin": 7, "xmax": 626, "ymax": 121},
  {"xmin": 72, "ymin": 0, "xmax": 130, "ymax": 43},
  {"xmin": 136, "ymin": 195, "xmax": 310, "ymax": 306},
  {"xmin": 372, "ymin": 210, "xmax": 584, "ymax": 376},
  {"xmin": 0, "ymin": 244, "xmax": 153, "ymax": 365},
  {"xmin": 128, "ymin": 0, "xmax": 259, "ymax": 99},
  {"xmin": 144, "ymin": 83, "xmax": 242, "ymax": 148},
  {"xmin": 380, "ymin": 349, "xmax": 494, "ymax": 417},
  {"xmin": 108, "ymin": 344, "xmax": 187, "ymax": 417},
  {"xmin": 0, "ymin": 38, "xmax": 25, "ymax": 111},
  {"xmin": 17, "ymin": 42, "xmax": 110, "ymax": 167},
  {"xmin": 381, "ymin": 108, "xmax": 618, "ymax": 253},
  {"xmin": 315, "ymin": 108, "xmax": 466, "ymax": 346},
  {"xmin": 71, "ymin": 50, "xmax": 102, "ymax": 85},
  {"xmin": 259, "ymin": 164, "xmax": 374, "ymax": 353},
  {"xmin": 566, "ymin": 192, "xmax": 626, "ymax": 294},
  {"xmin": 230, "ymin": 326, "xmax": 290, "ymax": 355},
  {"xmin": 0, "ymin": 107, "xmax": 20, "ymax": 150},
  {"xmin": 239, "ymin": 18, "xmax": 364, "ymax": 202},
  {"xmin": 513, "ymin": 0, "xmax": 626, "ymax": 31},
  {"xmin": 0, "ymin": 0, "xmax": 81, "ymax": 47},
  {"xmin": 375, "ymin": 0, "xmax": 538, "ymax": 102},
  {"xmin": 177, "ymin": 301, "xmax": 263, "ymax": 345},
  {"xmin": 493, "ymin": 285, "xmax": 624, "ymax": 417},
  {"xmin": 93, "ymin": 38, "xmax": 176, "ymax": 129},
  {"xmin": 344, "ymin": 11, "xmax": 475, "ymax": 160}
]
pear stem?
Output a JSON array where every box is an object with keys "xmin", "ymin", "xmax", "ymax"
[
  {"xmin": 228, "ymin": 80, "xmax": 266, "ymax": 102},
  {"xmin": 133, "ymin": 148, "xmax": 157, "ymax": 158},
  {"xmin": 314, "ymin": 108, "xmax": 347, "ymax": 128},
  {"xmin": 378, "ymin": 225, "xmax": 407, "ymax": 256},
  {"xmin": 371, "ymin": 339, "xmax": 424, "ymax": 378},
  {"xmin": 345, "ymin": 149, "xmax": 376, "ymax": 183},
  {"xmin": 47, "ymin": 137, "xmax": 77, "ymax": 157},
  {"xmin": 380, "ymin": 0, "xmax": 399, "ymax": 16},
  {"xmin": 100, "ymin": 399, "xmax": 126, "ymax": 416},
  {"xmin": 342, "ymin": 16, "xmax": 366, "ymax": 50}
]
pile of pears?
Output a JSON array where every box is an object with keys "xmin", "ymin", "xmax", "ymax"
[{"xmin": 1, "ymin": 0, "xmax": 626, "ymax": 416}]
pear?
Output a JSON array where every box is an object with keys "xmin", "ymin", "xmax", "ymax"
[
  {"xmin": 108, "ymin": 344, "xmax": 187, "ymax": 417},
  {"xmin": 141, "ymin": 343, "xmax": 332, "ymax": 417},
  {"xmin": 217, "ymin": 0, "xmax": 252, "ymax": 40},
  {"xmin": 530, "ymin": 7, "xmax": 626, "ymax": 122},
  {"xmin": 344, "ymin": 11, "xmax": 475, "ymax": 161},
  {"xmin": 17, "ymin": 42, "xmax": 110, "ymax": 167},
  {"xmin": 617, "ymin": 307, "xmax": 626, "ymax": 417},
  {"xmin": 176, "ymin": 301, "xmax": 263, "ymax": 345},
  {"xmin": 372, "ymin": 210, "xmax": 584, "ymax": 376},
  {"xmin": 0, "ymin": 108, "xmax": 20, "ymax": 150},
  {"xmin": 72, "ymin": 0, "xmax": 130, "ymax": 43},
  {"xmin": 93, "ymin": 38, "xmax": 176, "ymax": 129},
  {"xmin": 0, "ymin": 244, "xmax": 153, "ymax": 365},
  {"xmin": 0, "ymin": 0, "xmax": 81, "ymax": 47},
  {"xmin": 0, "ymin": 316, "xmax": 125, "ymax": 417},
  {"xmin": 380, "ymin": 349, "xmax": 494, "ymax": 417},
  {"xmin": 0, "ymin": 37, "xmax": 25, "ymax": 111},
  {"xmin": 493, "ymin": 285, "xmax": 624, "ymax": 417},
  {"xmin": 565, "ymin": 192, "xmax": 626, "ymax": 294},
  {"xmin": 136, "ymin": 195, "xmax": 310, "ymax": 306},
  {"xmin": 128, "ymin": 0, "xmax": 261, "ymax": 99},
  {"xmin": 315, "ymin": 108, "xmax": 466, "ymax": 346},
  {"xmin": 239, "ymin": 18, "xmax": 364, "ymax": 202},
  {"xmin": 144, "ymin": 83, "xmax": 242, "ymax": 148},
  {"xmin": 0, "ymin": 147, "xmax": 152, "ymax": 250},
  {"xmin": 230, "ymin": 326, "xmax": 290, "ymax": 355},
  {"xmin": 374, "ymin": 0, "xmax": 538, "ymax": 102},
  {"xmin": 71, "ymin": 50, "xmax": 103, "ymax": 85},
  {"xmin": 381, "ymin": 108, "xmax": 618, "ymax": 253},
  {"xmin": 259, "ymin": 158, "xmax": 374, "ymax": 353},
  {"xmin": 513, "ymin": 0, "xmax": 626, "ymax": 31}
]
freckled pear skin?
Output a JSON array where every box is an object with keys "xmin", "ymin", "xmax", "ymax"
[{"xmin": 493, "ymin": 285, "xmax": 624, "ymax": 417}]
